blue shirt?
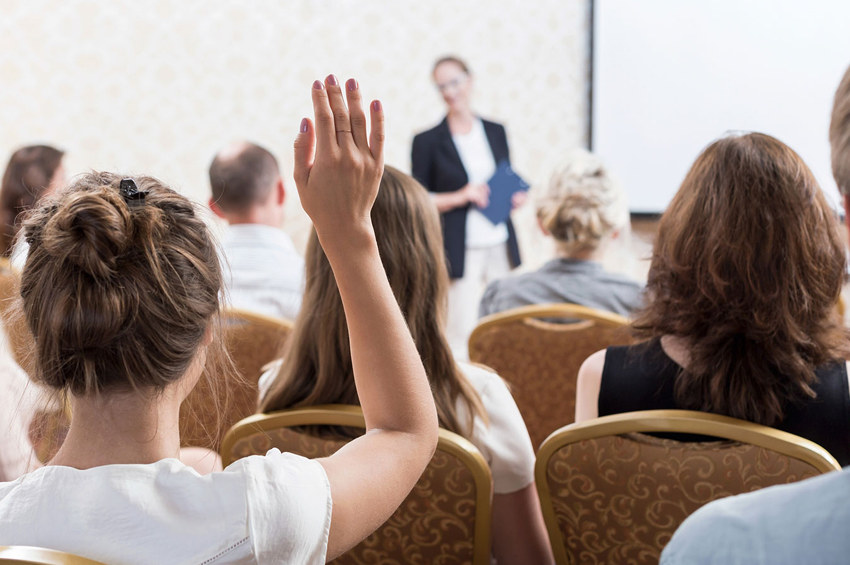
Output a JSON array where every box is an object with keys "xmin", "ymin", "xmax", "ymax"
[{"xmin": 661, "ymin": 468, "xmax": 850, "ymax": 565}]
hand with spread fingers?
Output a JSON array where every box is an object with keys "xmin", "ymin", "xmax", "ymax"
[{"xmin": 293, "ymin": 74, "xmax": 385, "ymax": 246}]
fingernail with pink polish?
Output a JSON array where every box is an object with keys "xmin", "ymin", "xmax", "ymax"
[
  {"xmin": 312, "ymin": 80, "xmax": 323, "ymax": 90},
  {"xmin": 372, "ymin": 100, "xmax": 382, "ymax": 112},
  {"xmin": 346, "ymin": 79, "xmax": 358, "ymax": 91},
  {"xmin": 300, "ymin": 118, "xmax": 308, "ymax": 133},
  {"xmin": 327, "ymin": 74, "xmax": 338, "ymax": 86}
]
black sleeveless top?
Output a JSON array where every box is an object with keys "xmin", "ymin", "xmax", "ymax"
[{"xmin": 599, "ymin": 338, "xmax": 850, "ymax": 466}]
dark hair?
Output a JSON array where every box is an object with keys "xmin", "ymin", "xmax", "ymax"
[
  {"xmin": 634, "ymin": 133, "xmax": 850, "ymax": 426},
  {"xmin": 260, "ymin": 166, "xmax": 486, "ymax": 436},
  {"xmin": 830, "ymin": 64, "xmax": 850, "ymax": 195},
  {"xmin": 433, "ymin": 55, "xmax": 470, "ymax": 76},
  {"xmin": 0, "ymin": 145, "xmax": 64, "ymax": 256},
  {"xmin": 19, "ymin": 171, "xmax": 224, "ymax": 396},
  {"xmin": 208, "ymin": 142, "xmax": 280, "ymax": 214}
]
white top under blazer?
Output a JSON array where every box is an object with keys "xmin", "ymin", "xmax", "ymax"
[{"xmin": 0, "ymin": 450, "xmax": 332, "ymax": 565}]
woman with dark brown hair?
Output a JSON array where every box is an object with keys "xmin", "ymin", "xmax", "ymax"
[
  {"xmin": 0, "ymin": 144, "xmax": 65, "ymax": 257},
  {"xmin": 260, "ymin": 165, "xmax": 553, "ymax": 565},
  {"xmin": 575, "ymin": 132, "xmax": 850, "ymax": 465}
]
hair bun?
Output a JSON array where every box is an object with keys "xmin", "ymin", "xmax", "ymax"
[{"xmin": 41, "ymin": 189, "xmax": 133, "ymax": 279}]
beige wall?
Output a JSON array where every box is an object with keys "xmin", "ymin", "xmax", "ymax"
[{"xmin": 0, "ymin": 0, "xmax": 590, "ymax": 266}]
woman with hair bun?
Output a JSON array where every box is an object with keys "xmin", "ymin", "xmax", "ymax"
[
  {"xmin": 0, "ymin": 76, "xmax": 439, "ymax": 565},
  {"xmin": 479, "ymin": 149, "xmax": 643, "ymax": 318},
  {"xmin": 575, "ymin": 133, "xmax": 850, "ymax": 467}
]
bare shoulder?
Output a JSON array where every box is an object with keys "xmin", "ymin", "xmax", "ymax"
[{"xmin": 575, "ymin": 349, "xmax": 607, "ymax": 423}]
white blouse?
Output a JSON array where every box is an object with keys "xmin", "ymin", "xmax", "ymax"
[
  {"xmin": 451, "ymin": 118, "xmax": 510, "ymax": 249},
  {"xmin": 0, "ymin": 450, "xmax": 332, "ymax": 565},
  {"xmin": 258, "ymin": 361, "xmax": 535, "ymax": 495}
]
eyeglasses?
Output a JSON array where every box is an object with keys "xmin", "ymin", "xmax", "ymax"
[{"xmin": 436, "ymin": 74, "xmax": 469, "ymax": 93}]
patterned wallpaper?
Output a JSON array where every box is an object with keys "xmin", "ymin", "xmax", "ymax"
[{"xmin": 0, "ymin": 0, "xmax": 590, "ymax": 267}]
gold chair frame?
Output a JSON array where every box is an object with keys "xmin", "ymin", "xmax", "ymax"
[
  {"xmin": 469, "ymin": 303, "xmax": 630, "ymax": 348},
  {"xmin": 0, "ymin": 547, "xmax": 106, "ymax": 565},
  {"xmin": 535, "ymin": 409, "xmax": 841, "ymax": 565},
  {"xmin": 224, "ymin": 307, "xmax": 294, "ymax": 331},
  {"xmin": 222, "ymin": 405, "xmax": 494, "ymax": 565}
]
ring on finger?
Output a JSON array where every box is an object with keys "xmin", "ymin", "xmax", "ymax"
[{"xmin": 336, "ymin": 129, "xmax": 352, "ymax": 133}]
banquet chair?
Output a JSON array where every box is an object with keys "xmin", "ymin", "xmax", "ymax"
[
  {"xmin": 469, "ymin": 303, "xmax": 632, "ymax": 447},
  {"xmin": 222, "ymin": 405, "xmax": 493, "ymax": 565},
  {"xmin": 179, "ymin": 308, "xmax": 293, "ymax": 450},
  {"xmin": 536, "ymin": 409, "xmax": 841, "ymax": 565},
  {"xmin": 0, "ymin": 546, "xmax": 107, "ymax": 565}
]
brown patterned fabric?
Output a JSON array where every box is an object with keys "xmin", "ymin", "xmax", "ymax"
[
  {"xmin": 229, "ymin": 427, "xmax": 482, "ymax": 565},
  {"xmin": 470, "ymin": 315, "xmax": 632, "ymax": 448},
  {"xmin": 546, "ymin": 433, "xmax": 825, "ymax": 565},
  {"xmin": 180, "ymin": 314, "xmax": 291, "ymax": 450}
]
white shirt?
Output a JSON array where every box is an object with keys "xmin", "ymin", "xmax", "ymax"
[
  {"xmin": 0, "ymin": 352, "xmax": 41, "ymax": 482},
  {"xmin": 0, "ymin": 450, "xmax": 332, "ymax": 565},
  {"xmin": 451, "ymin": 119, "xmax": 510, "ymax": 249},
  {"xmin": 220, "ymin": 225, "xmax": 305, "ymax": 321},
  {"xmin": 258, "ymin": 360, "xmax": 535, "ymax": 494}
]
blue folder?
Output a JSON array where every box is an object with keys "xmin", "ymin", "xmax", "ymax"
[{"xmin": 480, "ymin": 160, "xmax": 529, "ymax": 225}]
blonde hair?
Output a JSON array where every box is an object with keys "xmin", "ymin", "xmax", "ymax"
[
  {"xmin": 536, "ymin": 149, "xmax": 628, "ymax": 256},
  {"xmin": 260, "ymin": 166, "xmax": 486, "ymax": 436},
  {"xmin": 830, "ymin": 64, "xmax": 850, "ymax": 195}
]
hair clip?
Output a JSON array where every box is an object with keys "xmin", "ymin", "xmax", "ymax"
[{"xmin": 119, "ymin": 178, "xmax": 147, "ymax": 208}]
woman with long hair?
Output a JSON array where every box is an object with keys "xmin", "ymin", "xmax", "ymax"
[
  {"xmin": 0, "ymin": 76, "xmax": 440, "ymax": 565},
  {"xmin": 575, "ymin": 132, "xmax": 850, "ymax": 465},
  {"xmin": 0, "ymin": 144, "xmax": 66, "ymax": 259},
  {"xmin": 260, "ymin": 165, "xmax": 553, "ymax": 565}
]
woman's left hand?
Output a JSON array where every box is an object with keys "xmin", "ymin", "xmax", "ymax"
[{"xmin": 512, "ymin": 190, "xmax": 528, "ymax": 209}]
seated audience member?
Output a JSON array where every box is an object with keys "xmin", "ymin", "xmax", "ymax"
[
  {"xmin": 0, "ymin": 77, "xmax": 440, "ymax": 565},
  {"xmin": 0, "ymin": 145, "xmax": 66, "ymax": 267},
  {"xmin": 575, "ymin": 132, "xmax": 850, "ymax": 468},
  {"xmin": 259, "ymin": 165, "xmax": 553, "ymax": 565},
  {"xmin": 209, "ymin": 141, "xmax": 304, "ymax": 320},
  {"xmin": 479, "ymin": 150, "xmax": 643, "ymax": 319},
  {"xmin": 658, "ymin": 63, "xmax": 850, "ymax": 565}
]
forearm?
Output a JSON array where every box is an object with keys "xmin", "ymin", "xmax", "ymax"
[
  {"xmin": 321, "ymin": 229, "xmax": 438, "ymax": 438},
  {"xmin": 431, "ymin": 189, "xmax": 468, "ymax": 213}
]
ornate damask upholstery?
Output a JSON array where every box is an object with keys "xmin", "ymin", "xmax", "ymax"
[
  {"xmin": 536, "ymin": 410, "xmax": 841, "ymax": 565},
  {"xmin": 469, "ymin": 303, "xmax": 632, "ymax": 448},
  {"xmin": 180, "ymin": 309, "xmax": 293, "ymax": 450},
  {"xmin": 222, "ymin": 405, "xmax": 494, "ymax": 565},
  {"xmin": 0, "ymin": 546, "xmax": 107, "ymax": 565}
]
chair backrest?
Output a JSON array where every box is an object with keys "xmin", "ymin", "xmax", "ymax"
[
  {"xmin": 222, "ymin": 405, "xmax": 494, "ymax": 565},
  {"xmin": 179, "ymin": 308, "xmax": 293, "ymax": 450},
  {"xmin": 0, "ymin": 267, "xmax": 36, "ymax": 377},
  {"xmin": 535, "ymin": 409, "xmax": 841, "ymax": 565},
  {"xmin": 0, "ymin": 547, "xmax": 106, "ymax": 565},
  {"xmin": 468, "ymin": 303, "xmax": 632, "ymax": 447}
]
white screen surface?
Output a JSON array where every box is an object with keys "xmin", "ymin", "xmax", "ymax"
[{"xmin": 592, "ymin": 0, "xmax": 850, "ymax": 213}]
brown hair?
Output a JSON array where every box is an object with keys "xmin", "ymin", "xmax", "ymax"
[
  {"xmin": 634, "ymin": 133, "xmax": 850, "ymax": 426},
  {"xmin": 0, "ymin": 145, "xmax": 64, "ymax": 256},
  {"xmin": 260, "ymin": 166, "xmax": 486, "ymax": 436},
  {"xmin": 19, "ymin": 171, "xmax": 225, "ymax": 397},
  {"xmin": 208, "ymin": 142, "xmax": 280, "ymax": 213},
  {"xmin": 830, "ymin": 64, "xmax": 850, "ymax": 195},
  {"xmin": 433, "ymin": 55, "xmax": 470, "ymax": 76}
]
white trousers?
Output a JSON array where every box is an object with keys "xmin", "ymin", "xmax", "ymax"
[{"xmin": 446, "ymin": 242, "xmax": 512, "ymax": 361}]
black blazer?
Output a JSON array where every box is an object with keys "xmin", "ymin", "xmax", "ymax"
[{"xmin": 411, "ymin": 117, "xmax": 521, "ymax": 279}]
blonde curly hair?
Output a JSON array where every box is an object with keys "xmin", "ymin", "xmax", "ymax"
[{"xmin": 536, "ymin": 149, "xmax": 628, "ymax": 256}]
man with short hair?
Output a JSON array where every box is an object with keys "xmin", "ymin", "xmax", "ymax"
[
  {"xmin": 209, "ymin": 141, "xmax": 304, "ymax": 320},
  {"xmin": 659, "ymin": 64, "xmax": 850, "ymax": 565}
]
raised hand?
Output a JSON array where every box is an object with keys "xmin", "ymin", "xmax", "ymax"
[{"xmin": 293, "ymin": 75, "xmax": 384, "ymax": 246}]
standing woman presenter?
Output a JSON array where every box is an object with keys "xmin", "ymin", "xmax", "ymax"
[{"xmin": 412, "ymin": 56, "xmax": 524, "ymax": 359}]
